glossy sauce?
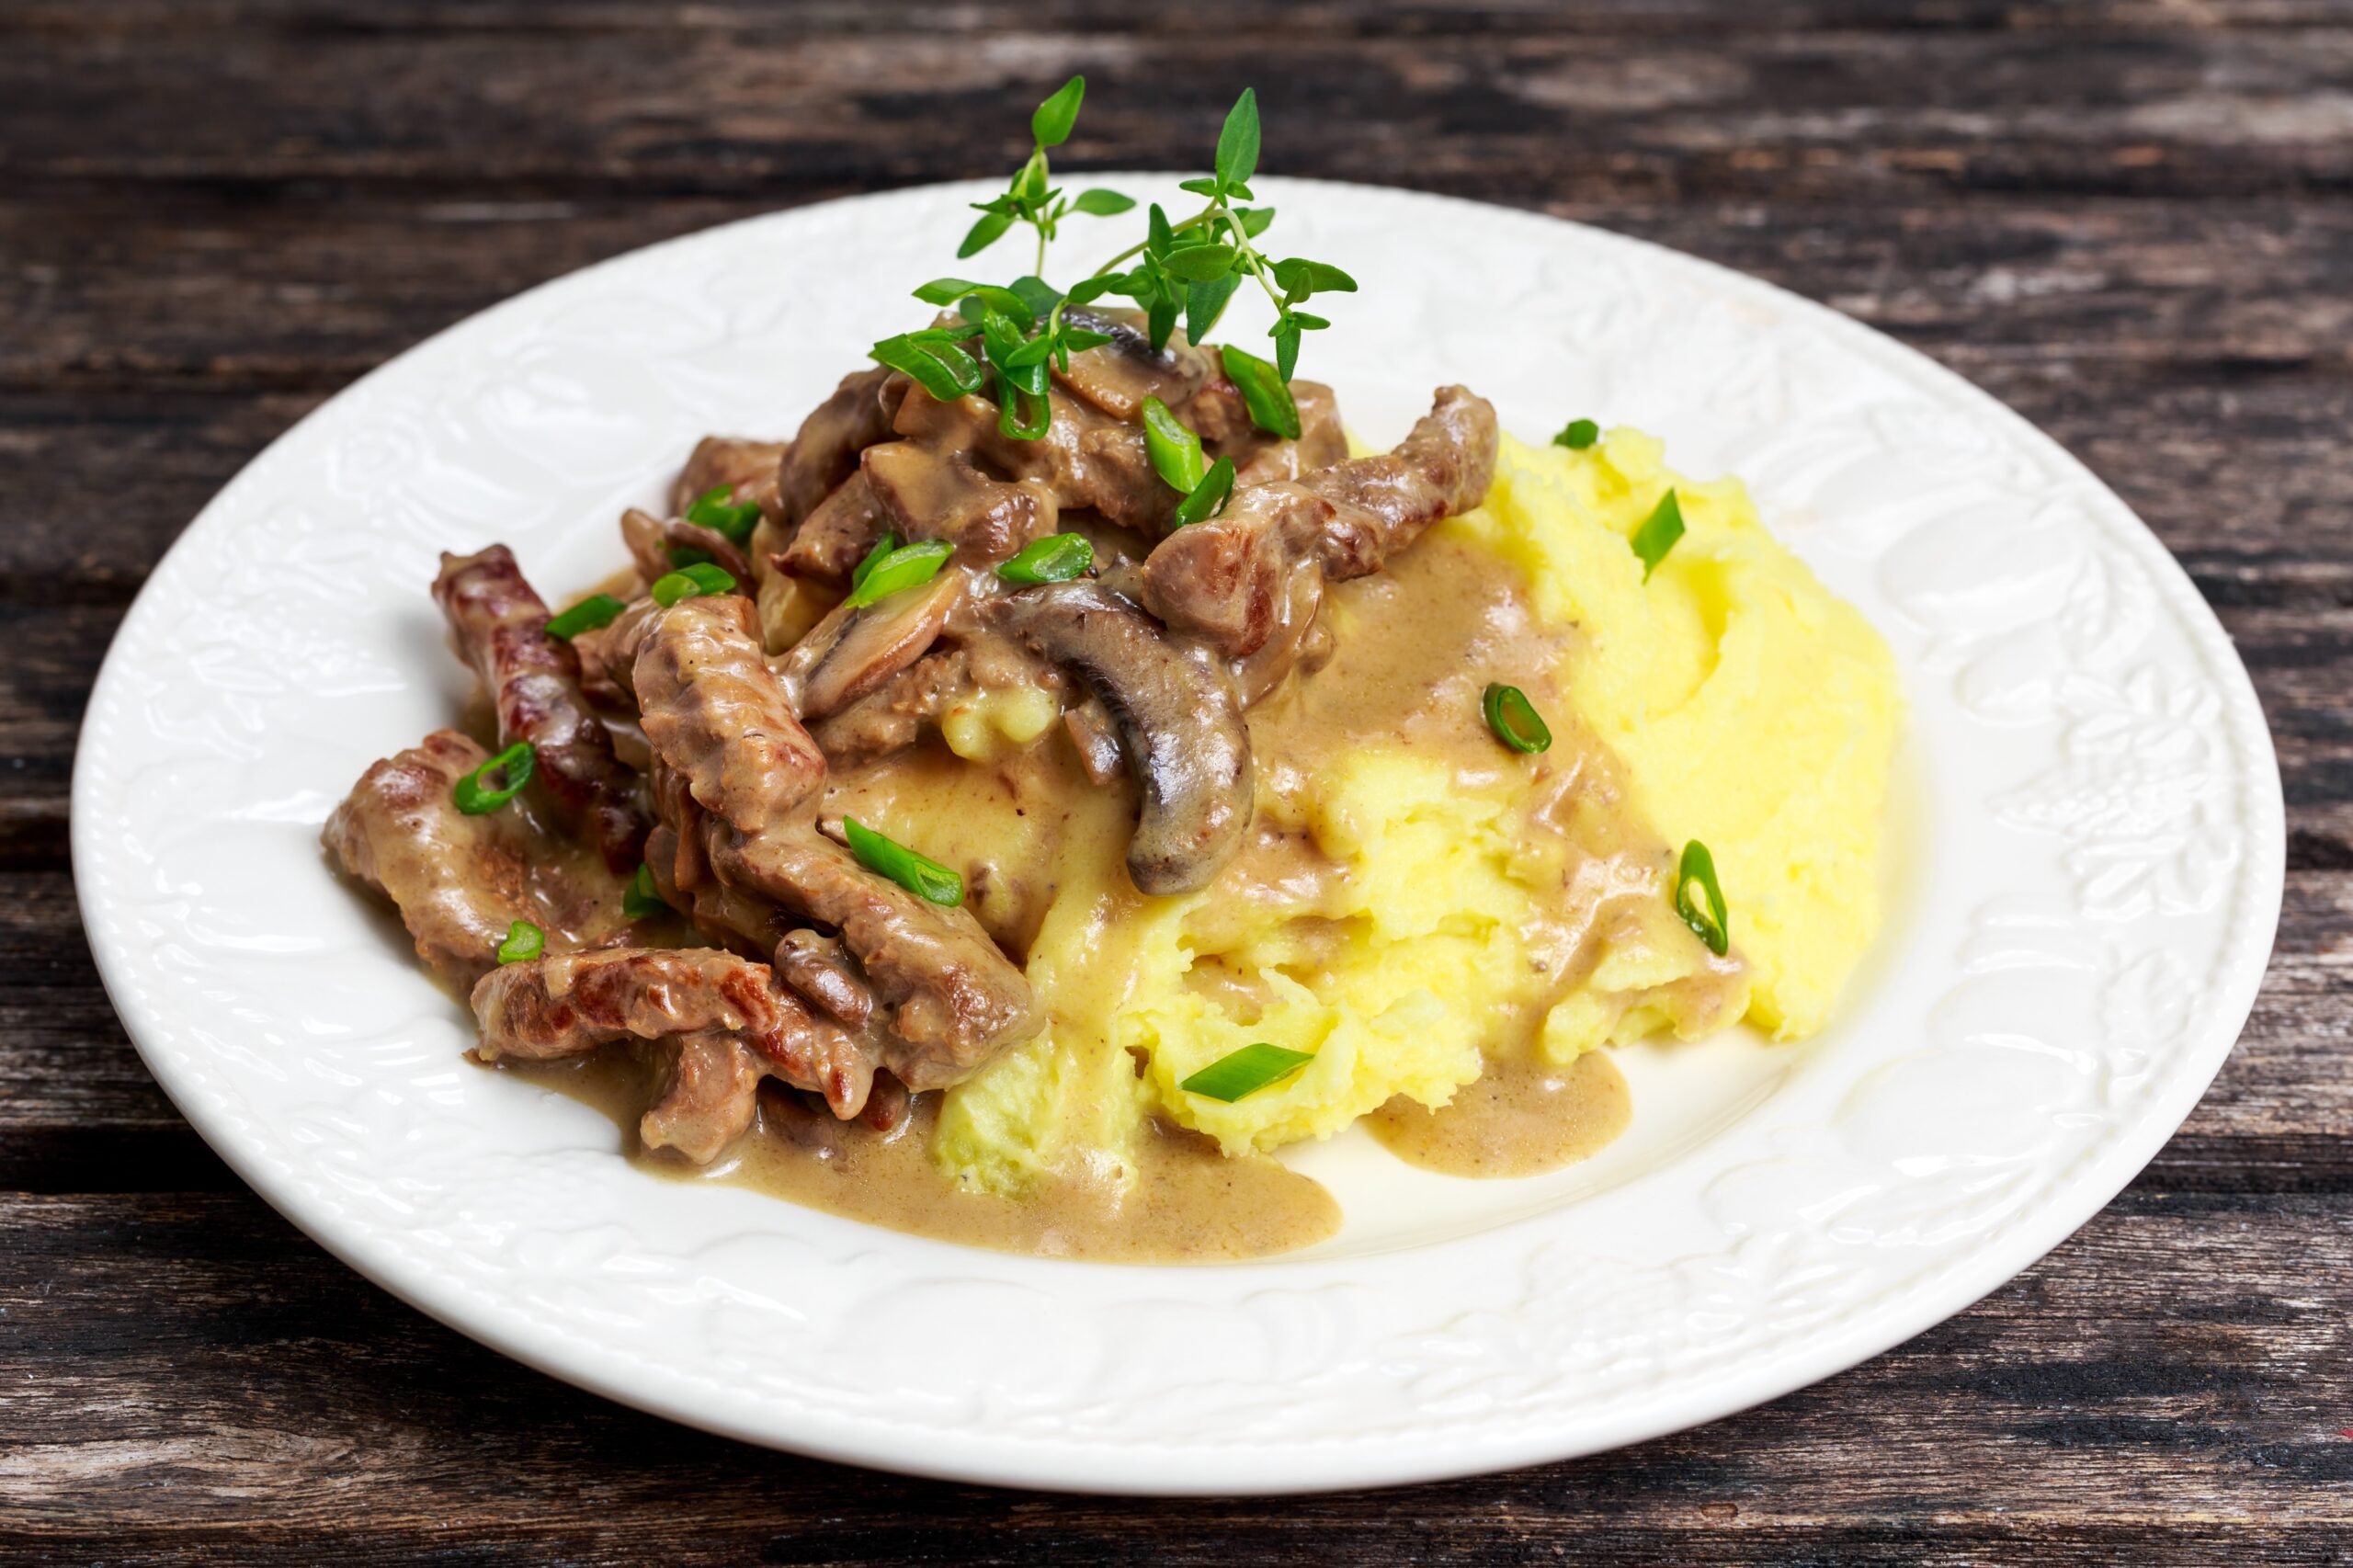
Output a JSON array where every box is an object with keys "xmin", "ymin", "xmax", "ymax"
[
  {"xmin": 1370, "ymin": 1048, "xmax": 1631, "ymax": 1177},
  {"xmin": 509, "ymin": 1051, "xmax": 1338, "ymax": 1263},
  {"xmin": 518, "ymin": 523, "xmax": 1733, "ymax": 1257}
]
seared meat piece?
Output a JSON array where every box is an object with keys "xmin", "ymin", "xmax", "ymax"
[
  {"xmin": 324, "ymin": 730, "xmax": 627, "ymax": 988},
  {"xmin": 1225, "ymin": 380, "xmax": 1348, "ymax": 489},
  {"xmin": 990, "ymin": 582, "xmax": 1254, "ymax": 896},
  {"xmin": 662, "ymin": 518, "xmax": 756, "ymax": 585},
  {"xmin": 774, "ymin": 929, "xmax": 875, "ymax": 1031},
  {"xmin": 631, "ymin": 592, "xmax": 1042, "ymax": 1087},
  {"xmin": 472, "ymin": 947, "xmax": 878, "ymax": 1150},
  {"xmin": 1140, "ymin": 386, "xmax": 1498, "ymax": 660},
  {"xmin": 620, "ymin": 507, "xmax": 672, "ymax": 585},
  {"xmin": 886, "ymin": 383, "xmax": 1172, "ymax": 537},
  {"xmin": 863, "ymin": 436, "xmax": 1063, "ymax": 564},
  {"xmin": 807, "ymin": 647, "xmax": 976, "ymax": 766},
  {"xmin": 631, "ymin": 595, "xmax": 825, "ymax": 835},
  {"xmin": 779, "ymin": 366, "xmax": 899, "ymax": 526},
  {"xmin": 705, "ymin": 827, "xmax": 1040, "ymax": 1090},
  {"xmin": 780, "ymin": 471, "xmax": 891, "ymax": 585},
  {"xmin": 430, "ymin": 545, "xmax": 651, "ymax": 872},
  {"xmin": 670, "ymin": 436, "xmax": 786, "ymax": 517}
]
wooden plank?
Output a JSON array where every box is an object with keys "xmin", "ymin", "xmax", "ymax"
[
  {"xmin": 0, "ymin": 1188, "xmax": 2343, "ymax": 1561},
  {"xmin": 0, "ymin": 18, "xmax": 2348, "ymax": 200}
]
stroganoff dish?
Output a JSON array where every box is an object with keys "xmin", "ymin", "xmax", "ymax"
[{"xmin": 327, "ymin": 84, "xmax": 1902, "ymax": 1260}]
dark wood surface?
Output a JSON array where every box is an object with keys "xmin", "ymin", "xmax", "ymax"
[{"xmin": 5, "ymin": 2, "xmax": 2348, "ymax": 1562}]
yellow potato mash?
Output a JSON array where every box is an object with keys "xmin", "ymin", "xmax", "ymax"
[{"xmin": 835, "ymin": 427, "xmax": 1900, "ymax": 1195}]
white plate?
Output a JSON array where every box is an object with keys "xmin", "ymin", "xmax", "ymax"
[{"xmin": 74, "ymin": 177, "xmax": 2283, "ymax": 1494}]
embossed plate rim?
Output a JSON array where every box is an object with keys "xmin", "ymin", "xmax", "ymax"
[{"xmin": 73, "ymin": 176, "xmax": 2284, "ymax": 1494}]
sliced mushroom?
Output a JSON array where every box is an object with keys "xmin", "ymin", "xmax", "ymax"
[
  {"xmin": 780, "ymin": 566, "xmax": 963, "ymax": 721},
  {"xmin": 988, "ymin": 582, "xmax": 1253, "ymax": 896},
  {"xmin": 663, "ymin": 517, "xmax": 755, "ymax": 585}
]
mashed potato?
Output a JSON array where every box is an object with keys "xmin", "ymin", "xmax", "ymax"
[{"xmin": 897, "ymin": 426, "xmax": 1900, "ymax": 1193}]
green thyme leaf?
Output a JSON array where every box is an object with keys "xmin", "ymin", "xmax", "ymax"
[
  {"xmin": 958, "ymin": 210, "xmax": 1014, "ymax": 258},
  {"xmin": 1069, "ymin": 187, "xmax": 1134, "ymax": 216},
  {"xmin": 1031, "ymin": 74, "xmax": 1086, "ymax": 147},
  {"xmin": 1186, "ymin": 271, "xmax": 1243, "ymax": 347},
  {"xmin": 1161, "ymin": 243, "xmax": 1239, "ymax": 282},
  {"xmin": 1215, "ymin": 88, "xmax": 1261, "ymax": 190}
]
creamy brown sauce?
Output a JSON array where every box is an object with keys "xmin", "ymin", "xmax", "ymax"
[
  {"xmin": 1370, "ymin": 1048, "xmax": 1631, "ymax": 1178},
  {"xmin": 518, "ymin": 522, "xmax": 1738, "ymax": 1259},
  {"xmin": 506, "ymin": 1052, "xmax": 1338, "ymax": 1262}
]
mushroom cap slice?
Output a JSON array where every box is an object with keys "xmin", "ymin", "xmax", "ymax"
[{"xmin": 989, "ymin": 582, "xmax": 1253, "ymax": 897}]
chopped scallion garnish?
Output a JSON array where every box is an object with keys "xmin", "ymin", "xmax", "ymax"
[
  {"xmin": 1631, "ymin": 489, "xmax": 1685, "ymax": 581},
  {"xmin": 997, "ymin": 532, "xmax": 1094, "ymax": 585},
  {"xmin": 1482, "ymin": 683, "xmax": 1552, "ymax": 755},
  {"xmin": 1554, "ymin": 418, "xmax": 1599, "ymax": 449},
  {"xmin": 850, "ymin": 531, "xmax": 898, "ymax": 591},
  {"xmin": 650, "ymin": 562, "xmax": 737, "ymax": 608},
  {"xmin": 620, "ymin": 864, "xmax": 667, "ymax": 920},
  {"xmin": 1180, "ymin": 1042, "xmax": 1314, "ymax": 1102},
  {"xmin": 668, "ymin": 544, "xmax": 713, "ymax": 569},
  {"xmin": 844, "ymin": 540, "xmax": 954, "ymax": 609},
  {"xmin": 1219, "ymin": 344, "xmax": 1300, "ymax": 440},
  {"xmin": 1141, "ymin": 394, "xmax": 1208, "ymax": 494},
  {"xmin": 684, "ymin": 483, "xmax": 762, "ymax": 544},
  {"xmin": 1169, "ymin": 455, "xmax": 1237, "ymax": 529},
  {"xmin": 844, "ymin": 816, "xmax": 963, "ymax": 906},
  {"xmin": 495, "ymin": 919, "xmax": 543, "ymax": 965},
  {"xmin": 545, "ymin": 593, "xmax": 625, "ymax": 641},
  {"xmin": 1675, "ymin": 839, "xmax": 1730, "ymax": 957},
  {"xmin": 454, "ymin": 741, "xmax": 534, "ymax": 815}
]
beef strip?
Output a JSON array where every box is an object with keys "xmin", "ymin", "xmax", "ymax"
[
  {"xmin": 1138, "ymin": 385, "xmax": 1498, "ymax": 660},
  {"xmin": 779, "ymin": 471, "xmax": 890, "ymax": 585},
  {"xmin": 432, "ymin": 545, "xmax": 651, "ymax": 871},
  {"xmin": 471, "ymin": 947, "xmax": 877, "ymax": 1153},
  {"xmin": 778, "ymin": 366, "xmax": 900, "ymax": 526},
  {"xmin": 324, "ymin": 730, "xmax": 628, "ymax": 988},
  {"xmin": 670, "ymin": 436, "xmax": 787, "ymax": 517},
  {"xmin": 631, "ymin": 594, "xmax": 1042, "ymax": 1088}
]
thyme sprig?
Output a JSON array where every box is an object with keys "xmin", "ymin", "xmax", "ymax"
[
  {"xmin": 869, "ymin": 81, "xmax": 1353, "ymax": 445},
  {"xmin": 959, "ymin": 75, "xmax": 1136, "ymax": 275}
]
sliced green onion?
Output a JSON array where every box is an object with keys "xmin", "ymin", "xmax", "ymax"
[
  {"xmin": 1482, "ymin": 683, "xmax": 1552, "ymax": 755},
  {"xmin": 1180, "ymin": 1042, "xmax": 1314, "ymax": 1103},
  {"xmin": 850, "ymin": 531, "xmax": 898, "ymax": 591},
  {"xmin": 667, "ymin": 544, "xmax": 713, "ymax": 569},
  {"xmin": 621, "ymin": 863, "xmax": 668, "ymax": 920},
  {"xmin": 545, "ymin": 593, "xmax": 625, "ymax": 641},
  {"xmin": 1554, "ymin": 418, "xmax": 1599, "ymax": 450},
  {"xmin": 1141, "ymin": 394, "xmax": 1208, "ymax": 494},
  {"xmin": 1676, "ymin": 839, "xmax": 1730, "ymax": 957},
  {"xmin": 844, "ymin": 816, "xmax": 963, "ymax": 906},
  {"xmin": 1220, "ymin": 344, "xmax": 1300, "ymax": 440},
  {"xmin": 454, "ymin": 741, "xmax": 534, "ymax": 815},
  {"xmin": 495, "ymin": 919, "xmax": 543, "ymax": 965},
  {"xmin": 650, "ymin": 562, "xmax": 737, "ymax": 607},
  {"xmin": 1632, "ymin": 489, "xmax": 1685, "ymax": 582},
  {"xmin": 685, "ymin": 483, "xmax": 762, "ymax": 544},
  {"xmin": 1169, "ymin": 456, "xmax": 1236, "ymax": 529},
  {"xmin": 997, "ymin": 532, "xmax": 1093, "ymax": 585},
  {"xmin": 995, "ymin": 374, "xmax": 1053, "ymax": 441},
  {"xmin": 845, "ymin": 540, "xmax": 954, "ymax": 609}
]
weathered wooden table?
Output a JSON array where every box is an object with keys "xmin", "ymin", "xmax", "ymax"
[{"xmin": 5, "ymin": 3, "xmax": 2347, "ymax": 1561}]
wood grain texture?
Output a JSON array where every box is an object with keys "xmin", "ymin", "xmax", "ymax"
[{"xmin": 1, "ymin": 1, "xmax": 2347, "ymax": 1561}]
